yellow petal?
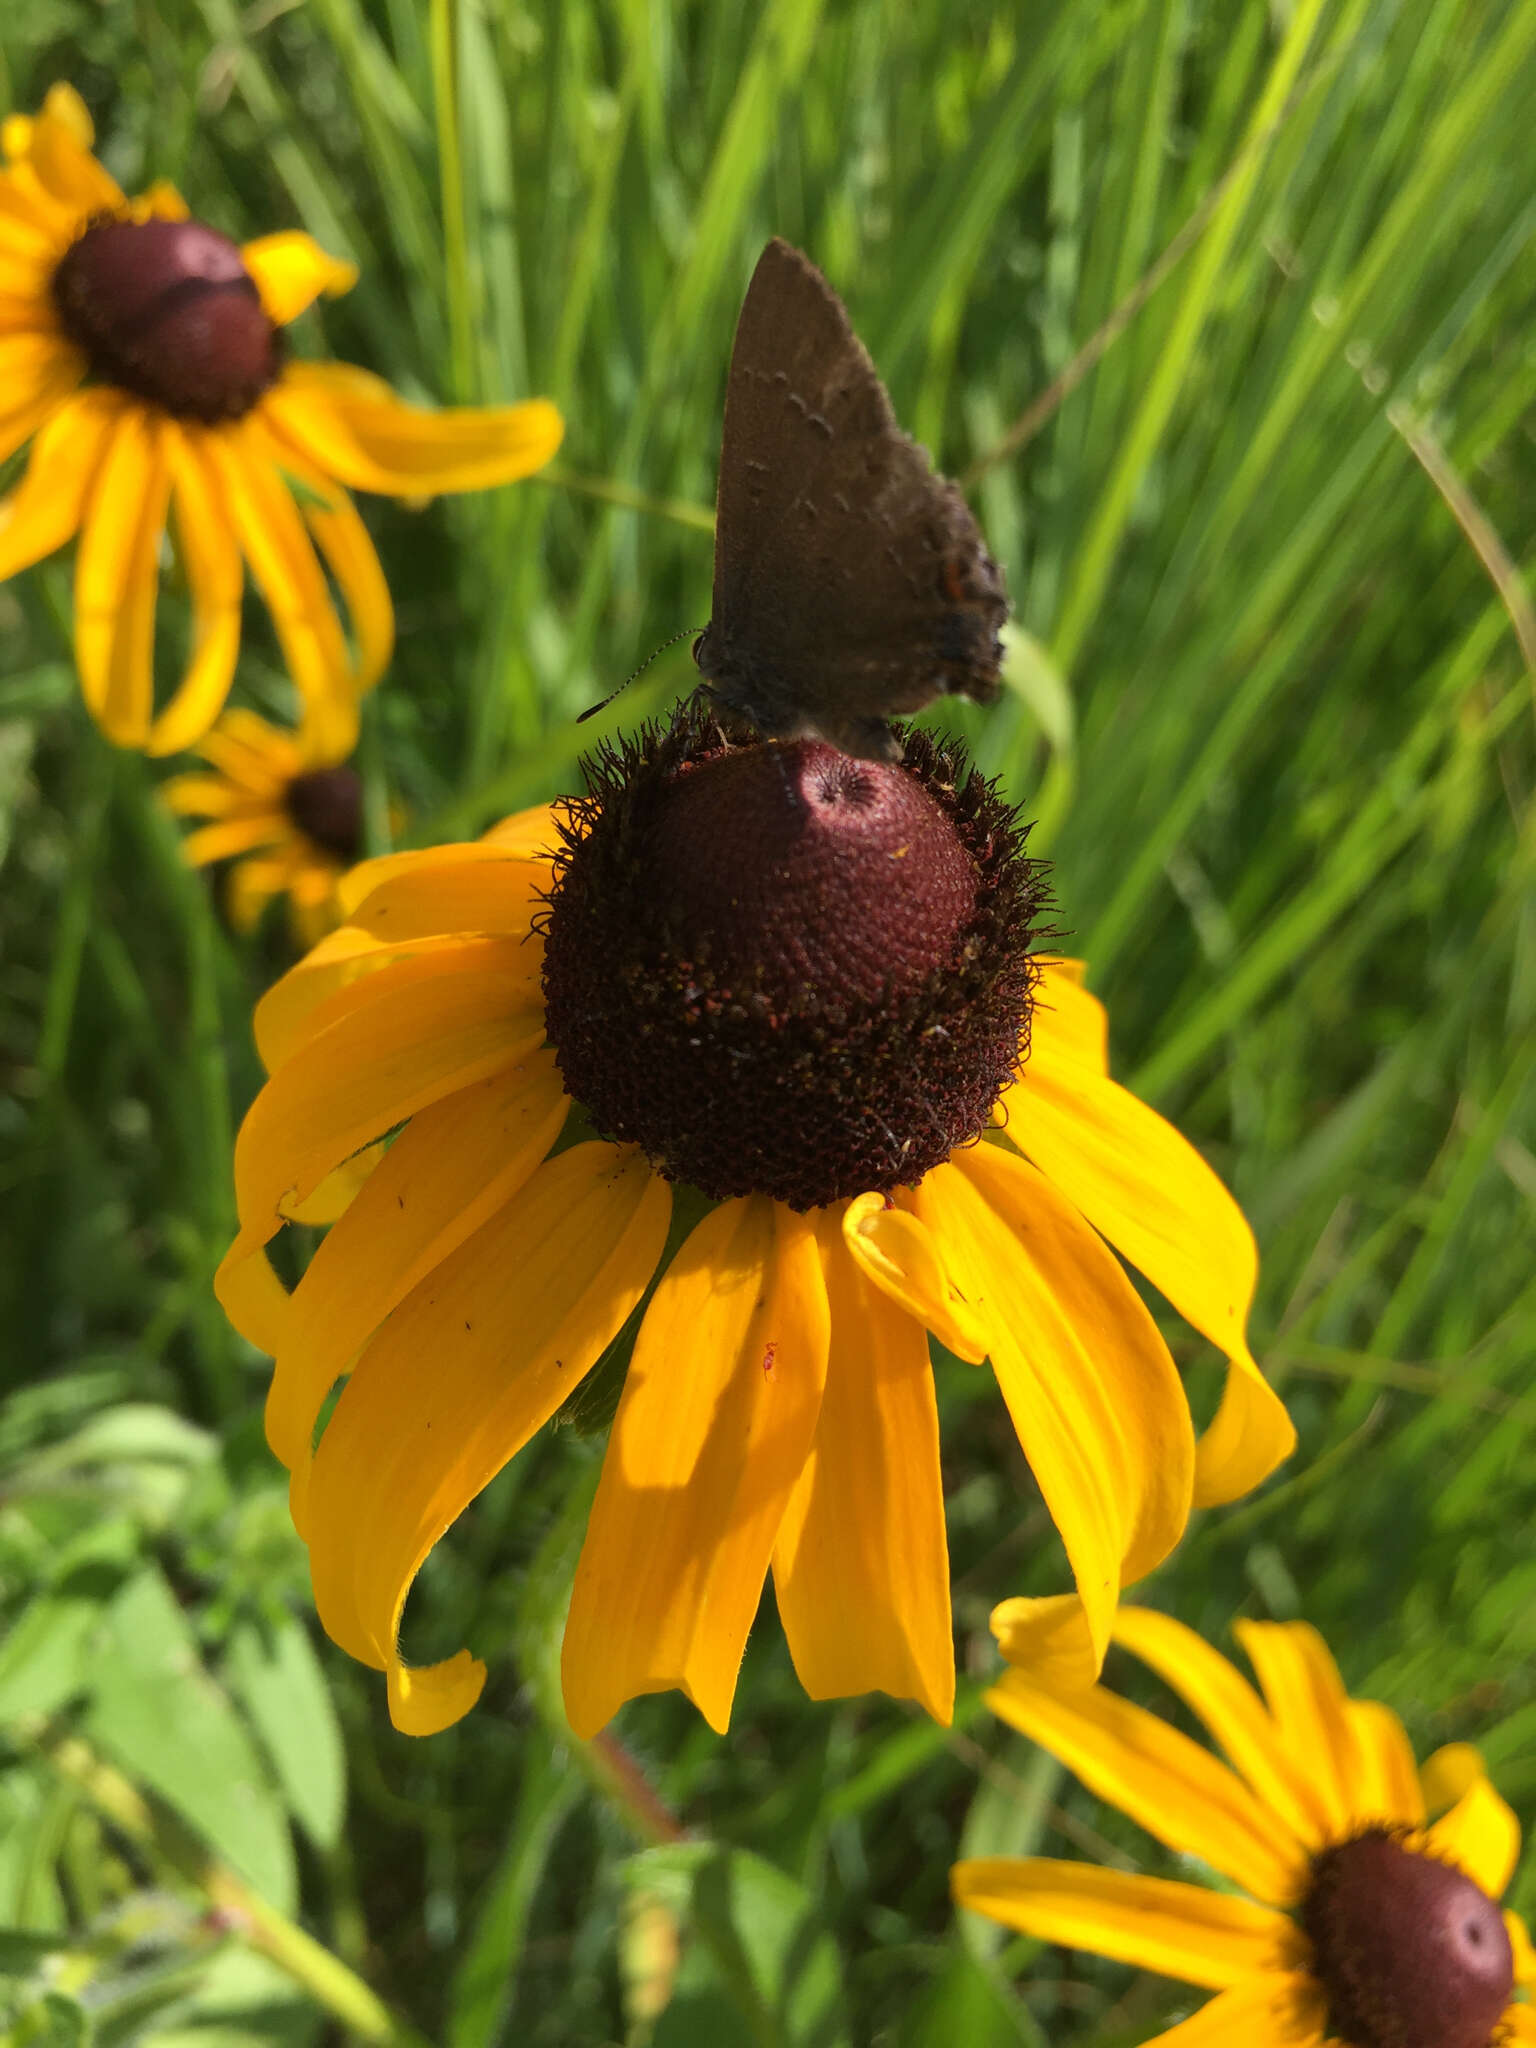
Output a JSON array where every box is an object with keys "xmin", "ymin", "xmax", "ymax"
[
  {"xmin": 226, "ymin": 855, "xmax": 289, "ymax": 934},
  {"xmin": 304, "ymin": 1142, "xmax": 670, "ymax": 1735},
  {"xmin": 181, "ymin": 813, "xmax": 287, "ymax": 865},
  {"xmin": 1420, "ymin": 1742, "xmax": 1489, "ymax": 1816},
  {"xmin": 840, "ymin": 1190, "xmax": 989, "ymax": 1362},
  {"xmin": 202, "ymin": 418, "xmax": 359, "ymax": 756},
  {"xmin": 0, "ymin": 328, "xmax": 83, "ymax": 465},
  {"xmin": 1005, "ymin": 1039, "xmax": 1294, "ymax": 1507},
  {"xmin": 301, "ymin": 480, "xmax": 394, "ymax": 692},
  {"xmin": 267, "ymin": 360, "xmax": 564, "ymax": 497},
  {"xmin": 195, "ymin": 705, "xmax": 301, "ymax": 786},
  {"xmin": 479, "ymin": 804, "xmax": 562, "ymax": 857},
  {"xmin": 562, "ymin": 1198, "xmax": 830, "ymax": 1739},
  {"xmin": 252, "ymin": 927, "xmax": 470, "ymax": 1075},
  {"xmin": 73, "ymin": 405, "xmax": 170, "ymax": 748},
  {"xmin": 37, "ymin": 85, "xmax": 96, "ymax": 150},
  {"xmin": 218, "ymin": 1242, "xmax": 292, "ymax": 1355},
  {"xmin": 1345, "ymin": 1698, "xmax": 1425, "ymax": 1828},
  {"xmin": 1503, "ymin": 2004, "xmax": 1536, "ymax": 2044},
  {"xmin": 26, "ymin": 90, "xmax": 122, "ymax": 214},
  {"xmin": 159, "ymin": 772, "xmax": 245, "ymax": 820},
  {"xmin": 136, "ymin": 179, "xmax": 188, "ymax": 222},
  {"xmin": 278, "ymin": 1138, "xmax": 386, "ymax": 1225},
  {"xmin": 147, "ymin": 426, "xmax": 245, "ymax": 755},
  {"xmin": 917, "ymin": 1145, "xmax": 1194, "ymax": 1664},
  {"xmin": 989, "ymin": 1594, "xmax": 1104, "ymax": 1695},
  {"xmin": 1425, "ymin": 1774, "xmax": 1521, "ymax": 1900},
  {"xmin": 0, "ymin": 387, "xmax": 120, "ymax": 582},
  {"xmin": 772, "ymin": 1215, "xmax": 953, "ymax": 1722},
  {"xmin": 223, "ymin": 938, "xmax": 545, "ymax": 1270},
  {"xmin": 0, "ymin": 236, "xmax": 59, "ymax": 302},
  {"xmin": 240, "ymin": 231, "xmax": 358, "ymax": 326},
  {"xmin": 1030, "ymin": 958, "xmax": 1109, "ymax": 1074},
  {"xmin": 986, "ymin": 1667, "xmax": 1311, "ymax": 1906},
  {"xmin": 1136, "ymin": 1973, "xmax": 1328, "ymax": 2048},
  {"xmin": 268, "ymin": 1052, "xmax": 567, "ymax": 1477},
  {"xmin": 346, "ymin": 849, "xmax": 550, "ymax": 943},
  {"xmin": 951, "ymin": 1858, "xmax": 1297, "ymax": 1990},
  {"xmin": 1230, "ymin": 1621, "xmax": 1360, "ymax": 1842},
  {"xmin": 337, "ymin": 837, "xmax": 550, "ymax": 916},
  {"xmin": 1112, "ymin": 1607, "xmax": 1334, "ymax": 1849}
]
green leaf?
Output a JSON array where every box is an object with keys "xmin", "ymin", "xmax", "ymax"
[
  {"xmin": 81, "ymin": 1570, "xmax": 296, "ymax": 1913},
  {"xmin": 0, "ymin": 1926, "xmax": 70, "ymax": 1972},
  {"xmin": 222, "ymin": 1616, "xmax": 346, "ymax": 1853},
  {"xmin": 624, "ymin": 1844, "xmax": 849, "ymax": 2048},
  {"xmin": 1000, "ymin": 629, "xmax": 1075, "ymax": 755},
  {"xmin": 14, "ymin": 1991, "xmax": 91, "ymax": 2048},
  {"xmin": 0, "ymin": 1593, "xmax": 103, "ymax": 1724}
]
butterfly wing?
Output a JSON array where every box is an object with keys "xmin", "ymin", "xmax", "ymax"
[{"xmin": 694, "ymin": 238, "xmax": 1007, "ymax": 760}]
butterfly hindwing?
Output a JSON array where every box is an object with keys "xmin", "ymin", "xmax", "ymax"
[{"xmin": 694, "ymin": 238, "xmax": 1007, "ymax": 760}]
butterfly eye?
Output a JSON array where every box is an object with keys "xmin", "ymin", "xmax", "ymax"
[{"xmin": 692, "ymin": 633, "xmax": 706, "ymax": 660}]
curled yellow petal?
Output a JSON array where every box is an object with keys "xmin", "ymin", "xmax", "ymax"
[
  {"xmin": 240, "ymin": 230, "xmax": 358, "ymax": 326},
  {"xmin": 988, "ymin": 1594, "xmax": 1102, "ymax": 1695},
  {"xmin": 1424, "ymin": 1774, "xmax": 1521, "ymax": 1901},
  {"xmin": 1420, "ymin": 1741, "xmax": 1489, "ymax": 1816},
  {"xmin": 268, "ymin": 360, "xmax": 564, "ymax": 497},
  {"xmin": 840, "ymin": 1190, "xmax": 988, "ymax": 1361}
]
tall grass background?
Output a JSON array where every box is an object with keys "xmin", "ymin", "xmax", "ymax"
[{"xmin": 1, "ymin": 1, "xmax": 1533, "ymax": 2042}]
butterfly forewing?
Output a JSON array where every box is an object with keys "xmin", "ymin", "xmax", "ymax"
[{"xmin": 695, "ymin": 237, "xmax": 1007, "ymax": 760}]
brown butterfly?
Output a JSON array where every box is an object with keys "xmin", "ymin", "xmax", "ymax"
[{"xmin": 692, "ymin": 237, "xmax": 1007, "ymax": 762}]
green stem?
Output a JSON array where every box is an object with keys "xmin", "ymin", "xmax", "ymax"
[{"xmin": 539, "ymin": 463, "xmax": 716, "ymax": 535}]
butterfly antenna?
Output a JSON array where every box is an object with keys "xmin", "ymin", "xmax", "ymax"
[{"xmin": 576, "ymin": 627, "xmax": 704, "ymax": 725}]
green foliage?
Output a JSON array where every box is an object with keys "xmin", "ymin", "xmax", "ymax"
[{"xmin": 2, "ymin": 0, "xmax": 1534, "ymax": 2042}]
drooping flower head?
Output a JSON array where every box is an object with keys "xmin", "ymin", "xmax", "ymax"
[
  {"xmin": 160, "ymin": 707, "xmax": 367, "ymax": 944},
  {"xmin": 0, "ymin": 85, "xmax": 563, "ymax": 754},
  {"xmin": 954, "ymin": 1603, "xmax": 1535, "ymax": 2047},
  {"xmin": 216, "ymin": 707, "xmax": 1294, "ymax": 1738}
]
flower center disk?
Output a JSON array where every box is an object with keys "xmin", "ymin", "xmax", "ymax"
[
  {"xmin": 540, "ymin": 710, "xmax": 1046, "ymax": 1210},
  {"xmin": 284, "ymin": 766, "xmax": 363, "ymax": 863},
  {"xmin": 1300, "ymin": 1829, "xmax": 1514, "ymax": 2048},
  {"xmin": 53, "ymin": 216, "xmax": 283, "ymax": 422}
]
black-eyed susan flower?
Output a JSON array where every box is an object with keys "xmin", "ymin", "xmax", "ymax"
[
  {"xmin": 954, "ymin": 1604, "xmax": 1535, "ymax": 2048},
  {"xmin": 0, "ymin": 85, "xmax": 562, "ymax": 755},
  {"xmin": 214, "ymin": 709, "xmax": 1295, "ymax": 1739},
  {"xmin": 160, "ymin": 707, "xmax": 366, "ymax": 945}
]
